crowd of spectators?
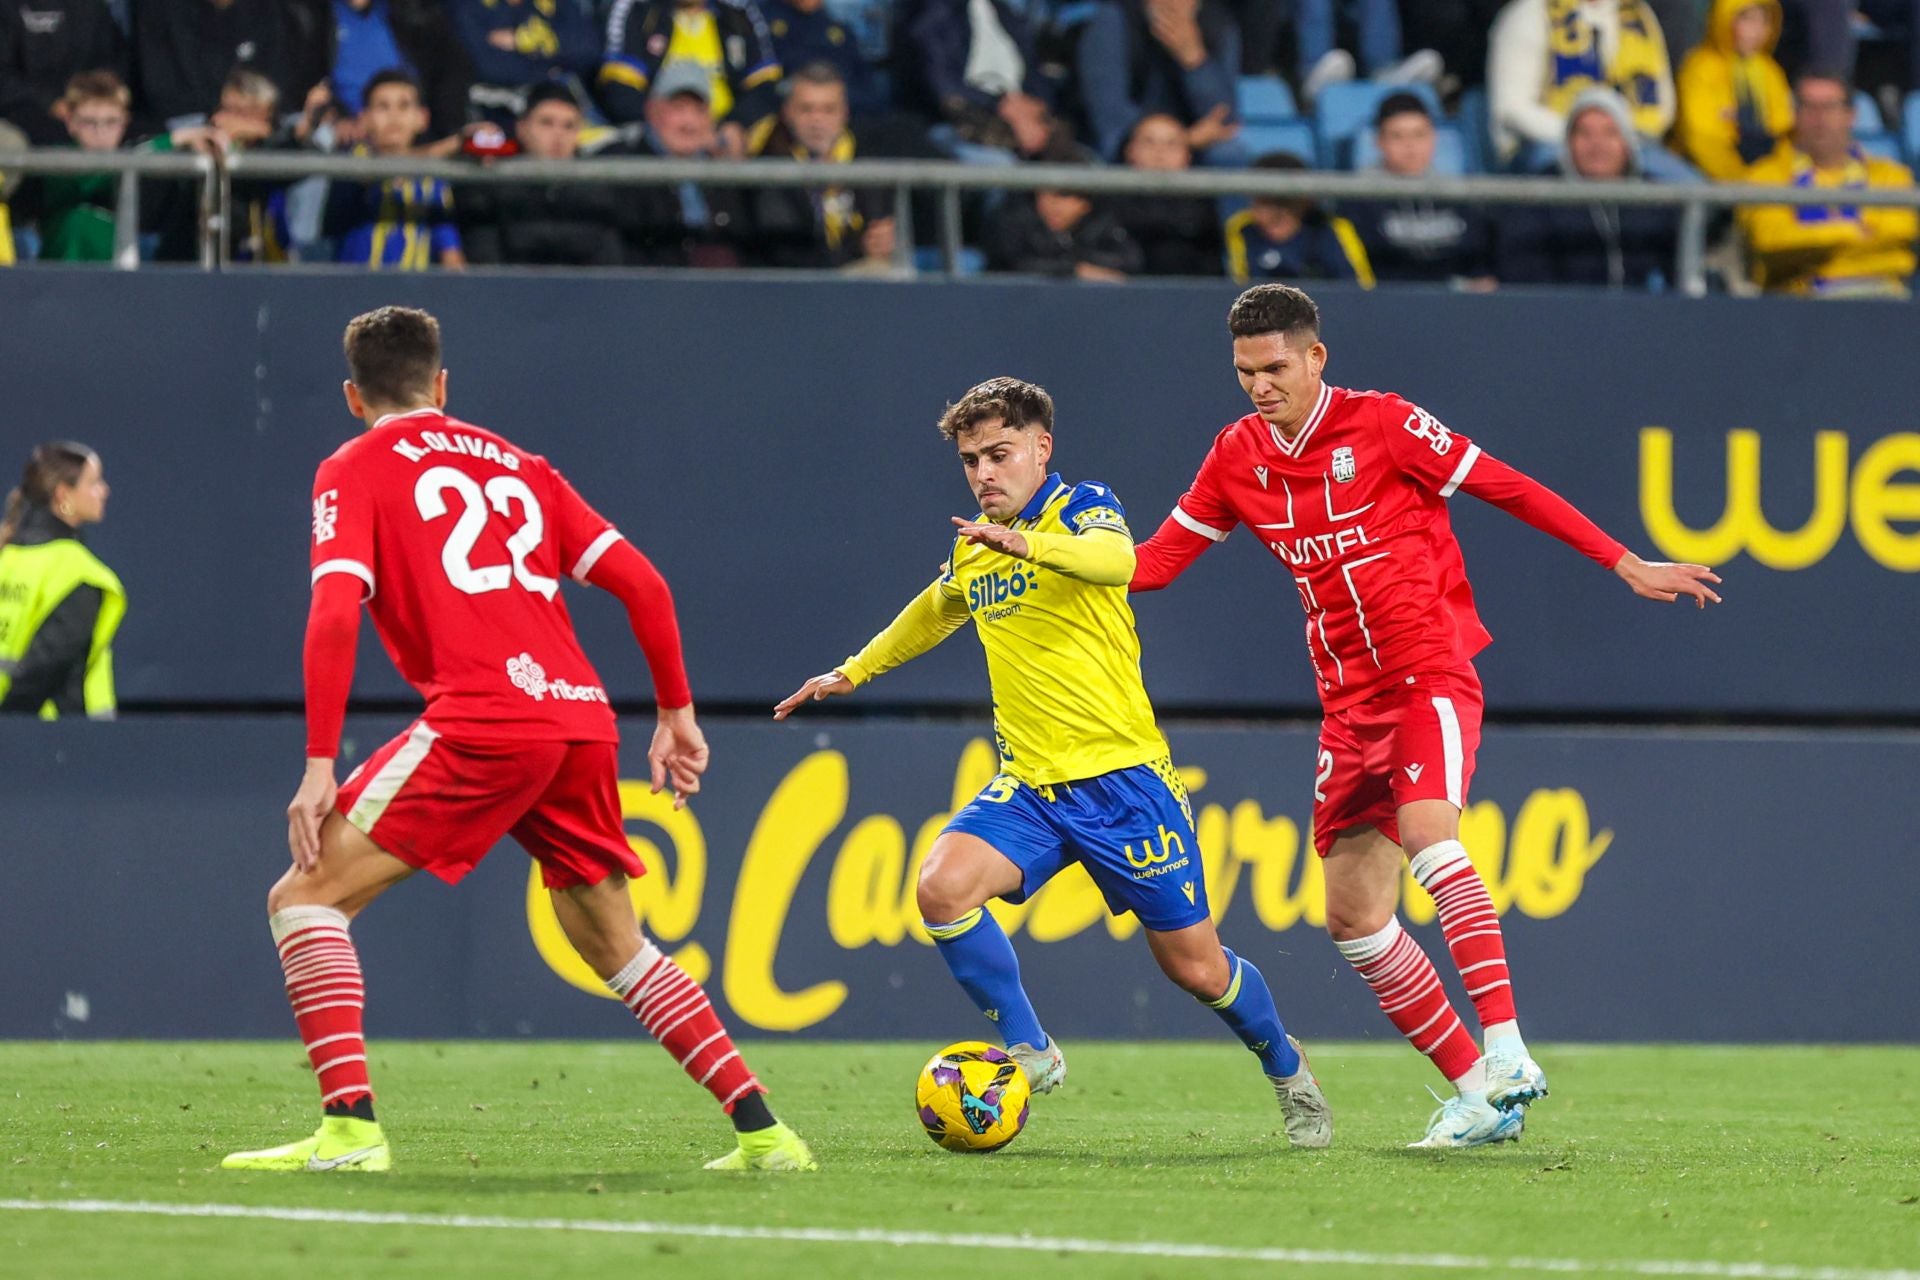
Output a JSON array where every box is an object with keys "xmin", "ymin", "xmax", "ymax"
[{"xmin": 0, "ymin": 0, "xmax": 1917, "ymax": 293}]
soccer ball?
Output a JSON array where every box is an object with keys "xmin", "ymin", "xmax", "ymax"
[{"xmin": 915, "ymin": 1041, "xmax": 1032, "ymax": 1153}]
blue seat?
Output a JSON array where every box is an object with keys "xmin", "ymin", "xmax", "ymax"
[
  {"xmin": 1349, "ymin": 122, "xmax": 1471, "ymax": 176},
  {"xmin": 1903, "ymin": 91, "xmax": 1920, "ymax": 162},
  {"xmin": 1239, "ymin": 120, "xmax": 1319, "ymax": 164},
  {"xmin": 1313, "ymin": 80, "xmax": 1443, "ymax": 168},
  {"xmin": 1855, "ymin": 89, "xmax": 1885, "ymax": 132},
  {"xmin": 1456, "ymin": 85, "xmax": 1492, "ymax": 174},
  {"xmin": 1238, "ymin": 75, "xmax": 1299, "ymax": 123},
  {"xmin": 1856, "ymin": 131, "xmax": 1903, "ymax": 163}
]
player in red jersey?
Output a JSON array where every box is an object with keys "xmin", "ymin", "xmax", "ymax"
[
  {"xmin": 1132, "ymin": 285, "xmax": 1721, "ymax": 1148},
  {"xmin": 222, "ymin": 306, "xmax": 815, "ymax": 1174}
]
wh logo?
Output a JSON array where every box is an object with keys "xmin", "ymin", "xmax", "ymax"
[
  {"xmin": 311, "ymin": 489, "xmax": 340, "ymax": 544},
  {"xmin": 1254, "ymin": 465, "xmax": 1269, "ymax": 489},
  {"xmin": 1404, "ymin": 763, "xmax": 1425, "ymax": 782},
  {"xmin": 1124, "ymin": 823, "xmax": 1187, "ymax": 869},
  {"xmin": 1331, "ymin": 447, "xmax": 1357, "ymax": 484}
]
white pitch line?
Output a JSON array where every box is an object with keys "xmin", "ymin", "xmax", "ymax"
[{"xmin": 1, "ymin": 1199, "xmax": 1914, "ymax": 1280}]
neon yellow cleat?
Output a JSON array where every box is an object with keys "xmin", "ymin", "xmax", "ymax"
[
  {"xmin": 221, "ymin": 1116, "xmax": 391, "ymax": 1172},
  {"xmin": 703, "ymin": 1121, "xmax": 818, "ymax": 1172}
]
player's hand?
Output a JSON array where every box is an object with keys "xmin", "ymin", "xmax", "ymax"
[
  {"xmin": 952, "ymin": 516, "xmax": 1030, "ymax": 559},
  {"xmin": 287, "ymin": 760, "xmax": 337, "ymax": 872},
  {"xmin": 649, "ymin": 705, "xmax": 709, "ymax": 810},
  {"xmin": 773, "ymin": 671, "xmax": 854, "ymax": 720},
  {"xmin": 1614, "ymin": 552, "xmax": 1723, "ymax": 608}
]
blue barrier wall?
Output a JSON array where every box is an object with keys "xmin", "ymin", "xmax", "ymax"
[
  {"xmin": 5, "ymin": 716, "xmax": 1914, "ymax": 1042},
  {"xmin": 2, "ymin": 272, "xmax": 1915, "ymax": 714}
]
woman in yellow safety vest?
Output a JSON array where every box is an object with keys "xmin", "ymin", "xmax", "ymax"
[{"xmin": 0, "ymin": 442, "xmax": 124, "ymax": 718}]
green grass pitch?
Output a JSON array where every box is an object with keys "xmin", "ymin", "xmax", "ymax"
[{"xmin": 2, "ymin": 1041, "xmax": 1917, "ymax": 1278}]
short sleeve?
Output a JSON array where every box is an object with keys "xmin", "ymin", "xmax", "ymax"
[
  {"xmin": 1376, "ymin": 394, "xmax": 1483, "ymax": 498},
  {"xmin": 309, "ymin": 454, "xmax": 376, "ymax": 600},
  {"xmin": 1169, "ymin": 441, "xmax": 1240, "ymax": 542},
  {"xmin": 543, "ymin": 460, "xmax": 624, "ymax": 584},
  {"xmin": 1061, "ymin": 481, "xmax": 1131, "ymax": 537}
]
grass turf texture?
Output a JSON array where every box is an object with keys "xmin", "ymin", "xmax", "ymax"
[{"xmin": 2, "ymin": 1042, "xmax": 1916, "ymax": 1279}]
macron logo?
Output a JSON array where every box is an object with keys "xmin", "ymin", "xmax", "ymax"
[
  {"xmin": 1254, "ymin": 466, "xmax": 1269, "ymax": 489},
  {"xmin": 1404, "ymin": 764, "xmax": 1425, "ymax": 783}
]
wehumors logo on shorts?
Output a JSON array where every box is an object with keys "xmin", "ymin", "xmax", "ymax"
[{"xmin": 506, "ymin": 653, "xmax": 608, "ymax": 703}]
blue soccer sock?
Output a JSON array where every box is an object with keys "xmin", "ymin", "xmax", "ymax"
[
  {"xmin": 1205, "ymin": 948, "xmax": 1301, "ymax": 1078},
  {"xmin": 924, "ymin": 907, "xmax": 1048, "ymax": 1050}
]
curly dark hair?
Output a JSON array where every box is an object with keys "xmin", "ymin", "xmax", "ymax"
[
  {"xmin": 938, "ymin": 377, "xmax": 1055, "ymax": 440},
  {"xmin": 1228, "ymin": 284, "xmax": 1321, "ymax": 343}
]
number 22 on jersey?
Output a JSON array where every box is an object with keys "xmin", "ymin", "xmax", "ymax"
[{"xmin": 415, "ymin": 465, "xmax": 558, "ymax": 600}]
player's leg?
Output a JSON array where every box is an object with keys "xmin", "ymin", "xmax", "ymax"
[
  {"xmin": 517, "ymin": 741, "xmax": 813, "ymax": 1171},
  {"xmin": 546, "ymin": 873, "xmax": 815, "ymax": 1172},
  {"xmin": 222, "ymin": 811, "xmax": 413, "ymax": 1172},
  {"xmin": 921, "ymin": 778, "xmax": 1070, "ymax": 1091},
  {"xmin": 1323, "ymin": 824, "xmax": 1518, "ymax": 1148},
  {"xmin": 1141, "ymin": 919, "xmax": 1332, "ymax": 1149},
  {"xmin": 1390, "ymin": 668, "xmax": 1545, "ymax": 1110}
]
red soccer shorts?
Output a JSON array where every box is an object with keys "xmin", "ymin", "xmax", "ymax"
[
  {"xmin": 335, "ymin": 721, "xmax": 642, "ymax": 889},
  {"xmin": 1311, "ymin": 665, "xmax": 1484, "ymax": 858}
]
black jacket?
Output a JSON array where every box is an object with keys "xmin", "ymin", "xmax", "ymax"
[
  {"xmin": 1109, "ymin": 192, "xmax": 1222, "ymax": 277},
  {"xmin": 460, "ymin": 166, "xmax": 628, "ymax": 267},
  {"xmin": 744, "ymin": 117, "xmax": 891, "ymax": 269},
  {"xmin": 1494, "ymin": 173, "xmax": 1679, "ymax": 290},
  {"xmin": 1340, "ymin": 197, "xmax": 1496, "ymax": 284},
  {"xmin": 0, "ymin": 0, "xmax": 125, "ymax": 145},
  {"xmin": 622, "ymin": 133, "xmax": 749, "ymax": 268},
  {"xmin": 134, "ymin": 0, "xmax": 294, "ymax": 126},
  {"xmin": 0, "ymin": 505, "xmax": 101, "ymax": 716},
  {"xmin": 985, "ymin": 196, "xmax": 1142, "ymax": 277},
  {"xmin": 285, "ymin": 0, "xmax": 474, "ymax": 140}
]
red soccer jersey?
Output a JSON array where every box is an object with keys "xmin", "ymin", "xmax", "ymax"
[
  {"xmin": 1147, "ymin": 384, "xmax": 1625, "ymax": 712},
  {"xmin": 308, "ymin": 408, "xmax": 625, "ymax": 743}
]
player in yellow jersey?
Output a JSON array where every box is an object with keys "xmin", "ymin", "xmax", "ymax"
[{"xmin": 776, "ymin": 378, "xmax": 1332, "ymax": 1148}]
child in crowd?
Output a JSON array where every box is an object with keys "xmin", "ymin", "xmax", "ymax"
[{"xmin": 322, "ymin": 69, "xmax": 466, "ymax": 270}]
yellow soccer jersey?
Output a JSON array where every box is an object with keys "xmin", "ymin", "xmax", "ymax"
[{"xmin": 838, "ymin": 474, "xmax": 1168, "ymax": 786}]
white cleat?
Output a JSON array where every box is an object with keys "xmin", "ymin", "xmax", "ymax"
[
  {"xmin": 1007, "ymin": 1039, "xmax": 1066, "ymax": 1094},
  {"xmin": 1482, "ymin": 1039, "xmax": 1550, "ymax": 1111},
  {"xmin": 1407, "ymin": 1090, "xmax": 1525, "ymax": 1149},
  {"xmin": 1269, "ymin": 1036, "xmax": 1332, "ymax": 1149}
]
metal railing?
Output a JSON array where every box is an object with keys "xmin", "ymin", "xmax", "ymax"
[{"xmin": 6, "ymin": 144, "xmax": 1919, "ymax": 292}]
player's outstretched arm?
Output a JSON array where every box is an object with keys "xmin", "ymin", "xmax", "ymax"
[
  {"xmin": 290, "ymin": 573, "xmax": 364, "ymax": 870},
  {"xmin": 1612, "ymin": 551, "xmax": 1723, "ymax": 608},
  {"xmin": 953, "ymin": 517, "xmax": 1137, "ymax": 586},
  {"xmin": 773, "ymin": 670, "xmax": 856, "ymax": 720},
  {"xmin": 1130, "ymin": 513, "xmax": 1219, "ymax": 592},
  {"xmin": 773, "ymin": 577, "xmax": 970, "ymax": 719}
]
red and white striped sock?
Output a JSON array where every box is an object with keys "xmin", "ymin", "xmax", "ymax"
[
  {"xmin": 1409, "ymin": 840, "xmax": 1518, "ymax": 1031},
  {"xmin": 1336, "ymin": 916, "xmax": 1481, "ymax": 1084},
  {"xmin": 606, "ymin": 940, "xmax": 763, "ymax": 1114},
  {"xmin": 271, "ymin": 905, "xmax": 373, "ymax": 1113}
]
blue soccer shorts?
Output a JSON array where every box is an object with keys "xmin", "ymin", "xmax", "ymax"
[{"xmin": 943, "ymin": 756, "xmax": 1210, "ymax": 932}]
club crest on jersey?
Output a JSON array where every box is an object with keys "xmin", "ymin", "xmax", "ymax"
[
  {"xmin": 1254, "ymin": 465, "xmax": 1269, "ymax": 489},
  {"xmin": 1331, "ymin": 447, "xmax": 1357, "ymax": 484}
]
